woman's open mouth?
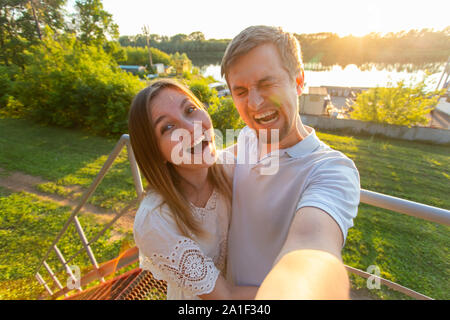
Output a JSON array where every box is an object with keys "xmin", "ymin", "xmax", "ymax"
[
  {"xmin": 253, "ymin": 110, "xmax": 279, "ymax": 125},
  {"xmin": 186, "ymin": 134, "xmax": 211, "ymax": 154}
]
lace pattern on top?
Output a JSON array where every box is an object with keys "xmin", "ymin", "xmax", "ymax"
[
  {"xmin": 189, "ymin": 189, "xmax": 227, "ymax": 275},
  {"xmin": 189, "ymin": 189, "xmax": 218, "ymax": 219},
  {"xmin": 211, "ymin": 238, "xmax": 227, "ymax": 274},
  {"xmin": 139, "ymin": 238, "xmax": 220, "ymax": 297}
]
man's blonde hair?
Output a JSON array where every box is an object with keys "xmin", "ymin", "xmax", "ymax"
[{"xmin": 221, "ymin": 25, "xmax": 304, "ymax": 82}]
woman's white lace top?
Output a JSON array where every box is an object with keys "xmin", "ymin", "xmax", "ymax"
[{"xmin": 133, "ymin": 151, "xmax": 234, "ymax": 300}]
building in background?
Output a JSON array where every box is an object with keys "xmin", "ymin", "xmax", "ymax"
[
  {"xmin": 119, "ymin": 65, "xmax": 146, "ymax": 75},
  {"xmin": 299, "ymin": 87, "xmax": 330, "ymax": 115},
  {"xmin": 153, "ymin": 63, "xmax": 165, "ymax": 74}
]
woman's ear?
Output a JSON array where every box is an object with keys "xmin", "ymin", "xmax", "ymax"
[{"xmin": 296, "ymin": 70, "xmax": 305, "ymax": 95}]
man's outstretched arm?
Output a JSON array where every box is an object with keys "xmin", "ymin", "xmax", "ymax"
[{"xmin": 255, "ymin": 206, "xmax": 350, "ymax": 300}]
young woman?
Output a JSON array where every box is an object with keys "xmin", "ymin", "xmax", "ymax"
[{"xmin": 129, "ymin": 79, "xmax": 257, "ymax": 300}]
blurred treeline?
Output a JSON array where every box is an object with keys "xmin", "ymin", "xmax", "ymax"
[{"xmin": 119, "ymin": 28, "xmax": 450, "ymax": 67}]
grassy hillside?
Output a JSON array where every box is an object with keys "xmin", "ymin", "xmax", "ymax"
[{"xmin": 0, "ymin": 118, "xmax": 448, "ymax": 299}]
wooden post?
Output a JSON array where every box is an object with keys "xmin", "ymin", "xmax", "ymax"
[{"xmin": 142, "ymin": 25, "xmax": 153, "ymax": 69}]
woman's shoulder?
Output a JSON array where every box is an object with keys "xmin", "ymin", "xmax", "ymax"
[
  {"xmin": 134, "ymin": 190, "xmax": 176, "ymax": 235},
  {"xmin": 140, "ymin": 189, "xmax": 164, "ymax": 209}
]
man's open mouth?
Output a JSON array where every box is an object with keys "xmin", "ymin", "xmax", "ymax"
[{"xmin": 254, "ymin": 110, "xmax": 279, "ymax": 125}]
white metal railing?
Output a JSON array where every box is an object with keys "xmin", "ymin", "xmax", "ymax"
[
  {"xmin": 360, "ymin": 189, "xmax": 450, "ymax": 226},
  {"xmin": 34, "ymin": 134, "xmax": 450, "ymax": 300},
  {"xmin": 35, "ymin": 135, "xmax": 144, "ymax": 298}
]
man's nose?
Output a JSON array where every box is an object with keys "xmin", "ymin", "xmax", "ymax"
[{"xmin": 248, "ymin": 88, "xmax": 264, "ymax": 111}]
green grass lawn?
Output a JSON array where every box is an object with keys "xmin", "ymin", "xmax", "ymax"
[
  {"xmin": 0, "ymin": 118, "xmax": 138, "ymax": 212},
  {"xmin": 317, "ymin": 131, "xmax": 450, "ymax": 299},
  {"xmin": 0, "ymin": 190, "xmax": 132, "ymax": 299},
  {"xmin": 0, "ymin": 118, "xmax": 449, "ymax": 299}
]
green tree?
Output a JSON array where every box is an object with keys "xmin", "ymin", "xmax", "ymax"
[
  {"xmin": 170, "ymin": 33, "xmax": 188, "ymax": 43},
  {"xmin": 0, "ymin": 64, "xmax": 21, "ymax": 115},
  {"xmin": 186, "ymin": 78, "xmax": 244, "ymax": 136},
  {"xmin": 208, "ymin": 97, "xmax": 245, "ymax": 136},
  {"xmin": 188, "ymin": 78, "xmax": 217, "ymax": 105},
  {"xmin": 119, "ymin": 28, "xmax": 450, "ymax": 67},
  {"xmin": 0, "ymin": 0, "xmax": 67, "ymax": 66},
  {"xmin": 103, "ymin": 40, "xmax": 127, "ymax": 63},
  {"xmin": 72, "ymin": 0, "xmax": 119, "ymax": 46},
  {"xmin": 12, "ymin": 30, "xmax": 144, "ymax": 135},
  {"xmin": 188, "ymin": 31, "xmax": 205, "ymax": 42},
  {"xmin": 350, "ymin": 77, "xmax": 444, "ymax": 127},
  {"xmin": 118, "ymin": 46, "xmax": 173, "ymax": 67}
]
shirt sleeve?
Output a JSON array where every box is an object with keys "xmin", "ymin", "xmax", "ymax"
[
  {"xmin": 133, "ymin": 193, "xmax": 220, "ymax": 297},
  {"xmin": 296, "ymin": 155, "xmax": 360, "ymax": 245}
]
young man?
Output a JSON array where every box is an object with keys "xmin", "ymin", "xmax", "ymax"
[{"xmin": 221, "ymin": 26, "xmax": 360, "ymax": 299}]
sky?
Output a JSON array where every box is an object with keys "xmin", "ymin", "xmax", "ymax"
[{"xmin": 92, "ymin": 0, "xmax": 450, "ymax": 38}]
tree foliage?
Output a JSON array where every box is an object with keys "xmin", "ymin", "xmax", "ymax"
[
  {"xmin": 1, "ymin": 0, "xmax": 123, "ymax": 67},
  {"xmin": 350, "ymin": 77, "xmax": 444, "ymax": 127},
  {"xmin": 119, "ymin": 31, "xmax": 228, "ymax": 65},
  {"xmin": 117, "ymin": 46, "xmax": 173, "ymax": 67},
  {"xmin": 296, "ymin": 28, "xmax": 450, "ymax": 67},
  {"xmin": 0, "ymin": 64, "xmax": 22, "ymax": 117},
  {"xmin": 71, "ymin": 0, "xmax": 119, "ymax": 46},
  {"xmin": 187, "ymin": 78, "xmax": 217, "ymax": 105},
  {"xmin": 118, "ymin": 28, "xmax": 450, "ymax": 67},
  {"xmin": 0, "ymin": 0, "xmax": 67, "ymax": 66},
  {"xmin": 185, "ymin": 77, "xmax": 244, "ymax": 135},
  {"xmin": 208, "ymin": 97, "xmax": 245, "ymax": 136},
  {"xmin": 12, "ymin": 30, "xmax": 144, "ymax": 135}
]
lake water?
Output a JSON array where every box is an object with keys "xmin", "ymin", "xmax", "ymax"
[{"xmin": 200, "ymin": 63, "xmax": 446, "ymax": 91}]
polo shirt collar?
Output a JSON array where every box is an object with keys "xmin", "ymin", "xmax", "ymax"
[
  {"xmin": 239, "ymin": 125, "xmax": 321, "ymax": 162},
  {"xmin": 283, "ymin": 126, "xmax": 321, "ymax": 158}
]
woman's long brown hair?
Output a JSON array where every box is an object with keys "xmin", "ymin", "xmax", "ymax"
[{"xmin": 128, "ymin": 79, "xmax": 232, "ymax": 238}]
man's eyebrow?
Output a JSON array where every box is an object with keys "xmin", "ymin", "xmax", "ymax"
[
  {"xmin": 258, "ymin": 76, "xmax": 276, "ymax": 84},
  {"xmin": 231, "ymin": 76, "xmax": 276, "ymax": 92},
  {"xmin": 231, "ymin": 85, "xmax": 247, "ymax": 92}
]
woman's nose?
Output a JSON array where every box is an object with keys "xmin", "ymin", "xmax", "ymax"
[{"xmin": 177, "ymin": 119, "xmax": 204, "ymax": 142}]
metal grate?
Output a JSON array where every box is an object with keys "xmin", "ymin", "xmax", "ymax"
[
  {"xmin": 118, "ymin": 270, "xmax": 167, "ymax": 300},
  {"xmin": 64, "ymin": 268, "xmax": 167, "ymax": 300}
]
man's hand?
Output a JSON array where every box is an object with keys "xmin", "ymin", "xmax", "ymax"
[
  {"xmin": 255, "ymin": 249, "xmax": 350, "ymax": 300},
  {"xmin": 255, "ymin": 206, "xmax": 350, "ymax": 299}
]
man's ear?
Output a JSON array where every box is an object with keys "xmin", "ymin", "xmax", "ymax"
[{"xmin": 296, "ymin": 70, "xmax": 304, "ymax": 95}]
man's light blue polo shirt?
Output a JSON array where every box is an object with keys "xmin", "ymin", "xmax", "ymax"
[{"xmin": 227, "ymin": 126, "xmax": 360, "ymax": 286}]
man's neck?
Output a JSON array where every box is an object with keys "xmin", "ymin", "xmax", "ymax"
[{"xmin": 258, "ymin": 117, "xmax": 309, "ymax": 159}]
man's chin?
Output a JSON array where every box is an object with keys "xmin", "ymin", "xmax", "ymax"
[{"xmin": 254, "ymin": 125, "xmax": 289, "ymax": 145}]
